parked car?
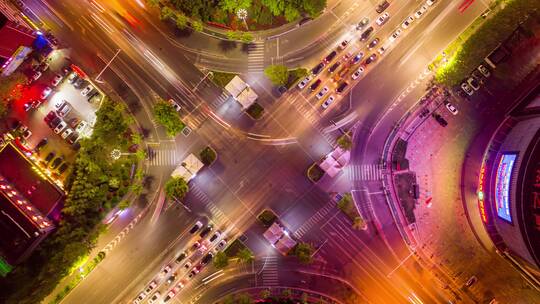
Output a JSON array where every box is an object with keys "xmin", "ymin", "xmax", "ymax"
[
  {"xmin": 57, "ymin": 102, "xmax": 72, "ymax": 117},
  {"xmin": 338, "ymin": 40, "xmax": 349, "ymax": 50},
  {"xmin": 461, "ymin": 82, "xmax": 474, "ymax": 96},
  {"xmin": 297, "ymin": 75, "xmax": 312, "ymax": 89},
  {"xmin": 414, "ymin": 5, "xmax": 428, "ymax": 19},
  {"xmin": 75, "ymin": 121, "xmax": 88, "ymax": 133},
  {"xmin": 49, "ymin": 117, "xmax": 62, "ymax": 129},
  {"xmin": 161, "ymin": 265, "xmax": 172, "ymax": 276},
  {"xmin": 199, "ymin": 225, "xmax": 213, "ymax": 238},
  {"xmin": 432, "ymin": 113, "xmax": 448, "ymax": 127},
  {"xmin": 35, "ymin": 138, "xmax": 48, "ymax": 152},
  {"xmin": 477, "ymin": 64, "xmax": 491, "ymax": 77},
  {"xmin": 356, "ymin": 17, "xmax": 369, "ymax": 30},
  {"xmin": 58, "ymin": 163, "xmax": 69, "ymax": 174},
  {"xmin": 364, "ymin": 54, "xmax": 378, "ymax": 65},
  {"xmin": 81, "ymin": 84, "xmax": 94, "ymax": 96},
  {"xmin": 401, "ymin": 16, "xmax": 415, "ymax": 29},
  {"xmin": 352, "ymin": 67, "xmax": 365, "ymax": 80},
  {"xmin": 61, "ymin": 128, "xmax": 74, "ymax": 139},
  {"xmin": 51, "ymin": 74, "xmax": 63, "ymax": 87},
  {"xmin": 50, "ymin": 157, "xmax": 63, "ymax": 169},
  {"xmin": 40, "ymin": 87, "xmax": 52, "ymax": 99},
  {"xmin": 54, "ymin": 120, "xmax": 67, "ymax": 134},
  {"xmin": 73, "ymin": 77, "xmax": 86, "ymax": 89},
  {"xmin": 67, "ymin": 132, "xmax": 80, "ymax": 145},
  {"xmin": 189, "ymin": 221, "xmax": 203, "ymax": 234},
  {"xmin": 376, "ymin": 0, "xmax": 390, "ymax": 13},
  {"xmin": 44, "ymin": 110, "xmax": 57, "ymax": 123},
  {"xmin": 327, "ymin": 62, "xmax": 341, "ymax": 73},
  {"xmin": 376, "ymin": 12, "xmax": 390, "ymax": 26},
  {"xmin": 175, "ymin": 252, "xmax": 187, "ymax": 264},
  {"xmin": 22, "ymin": 129, "xmax": 32, "ymax": 140},
  {"xmin": 445, "ymin": 102, "xmax": 458, "ymax": 115},
  {"xmin": 216, "ymin": 239, "xmax": 228, "ymax": 251},
  {"xmin": 467, "ymin": 76, "xmax": 480, "ymax": 90},
  {"xmin": 389, "ymin": 29, "xmax": 402, "ymax": 42},
  {"xmin": 360, "ymin": 26, "xmax": 374, "ymax": 41},
  {"xmin": 311, "ymin": 62, "xmax": 325, "ymax": 75},
  {"xmin": 316, "ymin": 86, "xmax": 329, "ymax": 99},
  {"xmin": 29, "ymin": 71, "xmax": 42, "ymax": 83},
  {"xmin": 368, "ymin": 38, "xmax": 380, "ymax": 50},
  {"xmin": 209, "ymin": 231, "xmax": 221, "ymax": 243},
  {"xmin": 309, "ymin": 79, "xmax": 322, "ymax": 91},
  {"xmin": 323, "ymin": 51, "xmax": 338, "ymax": 64},
  {"xmin": 67, "ymin": 72, "xmax": 78, "ymax": 84},
  {"xmin": 44, "ymin": 151, "xmax": 55, "ymax": 163},
  {"xmin": 321, "ymin": 95, "xmax": 335, "ymax": 109},
  {"xmin": 148, "ymin": 292, "xmax": 161, "ymax": 304},
  {"xmin": 350, "ymin": 52, "xmax": 364, "ymax": 64},
  {"xmin": 426, "ymin": 0, "xmax": 436, "ymax": 6},
  {"xmin": 336, "ymin": 81, "xmax": 349, "ymax": 94}
]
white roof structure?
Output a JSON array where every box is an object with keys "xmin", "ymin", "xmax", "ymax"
[
  {"xmin": 263, "ymin": 222, "xmax": 283, "ymax": 245},
  {"xmin": 225, "ymin": 76, "xmax": 258, "ymax": 109},
  {"xmin": 275, "ymin": 233, "xmax": 297, "ymax": 255},
  {"xmin": 171, "ymin": 153, "xmax": 204, "ymax": 181},
  {"xmin": 319, "ymin": 147, "xmax": 350, "ymax": 177}
]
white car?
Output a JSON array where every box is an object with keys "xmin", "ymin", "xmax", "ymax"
[
  {"xmin": 217, "ymin": 239, "xmax": 228, "ymax": 250},
  {"xmin": 338, "ymin": 40, "xmax": 349, "ymax": 50},
  {"xmin": 401, "ymin": 16, "xmax": 414, "ymax": 29},
  {"xmin": 351, "ymin": 67, "xmax": 365, "ymax": 80},
  {"xmin": 161, "ymin": 265, "xmax": 172, "ymax": 276},
  {"xmin": 148, "ymin": 292, "xmax": 161, "ymax": 304},
  {"xmin": 40, "ymin": 87, "xmax": 52, "ymax": 99},
  {"xmin": 297, "ymin": 75, "xmax": 312, "ymax": 89},
  {"xmin": 321, "ymin": 95, "xmax": 335, "ymax": 109},
  {"xmin": 445, "ymin": 102, "xmax": 458, "ymax": 115},
  {"xmin": 76, "ymin": 121, "xmax": 88, "ymax": 133},
  {"xmin": 376, "ymin": 12, "xmax": 390, "ymax": 26},
  {"xmin": 61, "ymin": 128, "xmax": 73, "ymax": 139},
  {"xmin": 51, "ymin": 74, "xmax": 63, "ymax": 87},
  {"xmin": 389, "ymin": 29, "xmax": 402, "ymax": 42},
  {"xmin": 477, "ymin": 64, "xmax": 491, "ymax": 77},
  {"xmin": 168, "ymin": 98, "xmax": 181, "ymax": 111},
  {"xmin": 426, "ymin": 0, "xmax": 436, "ymax": 6},
  {"xmin": 81, "ymin": 84, "xmax": 94, "ymax": 96},
  {"xmin": 414, "ymin": 5, "xmax": 428, "ymax": 19},
  {"xmin": 316, "ymin": 86, "xmax": 329, "ymax": 99},
  {"xmin": 461, "ymin": 83, "xmax": 474, "ymax": 96},
  {"xmin": 378, "ymin": 45, "xmax": 388, "ymax": 55},
  {"xmin": 54, "ymin": 121, "xmax": 67, "ymax": 134},
  {"xmin": 143, "ymin": 281, "xmax": 158, "ymax": 296}
]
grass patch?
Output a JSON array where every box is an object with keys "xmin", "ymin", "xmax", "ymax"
[
  {"xmin": 211, "ymin": 71, "xmax": 237, "ymax": 88},
  {"xmin": 286, "ymin": 68, "xmax": 309, "ymax": 89},
  {"xmin": 246, "ymin": 102, "xmax": 264, "ymax": 120},
  {"xmin": 337, "ymin": 193, "xmax": 367, "ymax": 230},
  {"xmin": 257, "ymin": 209, "xmax": 277, "ymax": 227},
  {"xmin": 307, "ymin": 163, "xmax": 325, "ymax": 183},
  {"xmin": 224, "ymin": 239, "xmax": 249, "ymax": 258},
  {"xmin": 199, "ymin": 146, "xmax": 217, "ymax": 166}
]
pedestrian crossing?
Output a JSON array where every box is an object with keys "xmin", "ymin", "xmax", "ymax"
[
  {"xmin": 0, "ymin": 1, "xmax": 26, "ymax": 25},
  {"xmin": 189, "ymin": 184, "xmax": 230, "ymax": 227},
  {"xmin": 260, "ymin": 256, "xmax": 279, "ymax": 286},
  {"xmin": 348, "ymin": 164, "xmax": 384, "ymax": 181},
  {"xmin": 293, "ymin": 200, "xmax": 336, "ymax": 239},
  {"xmin": 247, "ymin": 40, "xmax": 265, "ymax": 73},
  {"xmin": 147, "ymin": 147, "xmax": 177, "ymax": 166},
  {"xmin": 210, "ymin": 91, "xmax": 231, "ymax": 109},
  {"xmin": 182, "ymin": 111, "xmax": 207, "ymax": 130}
]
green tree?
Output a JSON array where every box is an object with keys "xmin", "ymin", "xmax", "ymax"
[
  {"xmin": 93, "ymin": 98, "xmax": 130, "ymax": 145},
  {"xmin": 336, "ymin": 132, "xmax": 352, "ymax": 150},
  {"xmin": 220, "ymin": 0, "xmax": 252, "ymax": 13},
  {"xmin": 236, "ymin": 248, "xmax": 253, "ymax": 263},
  {"xmin": 191, "ymin": 20, "xmax": 203, "ymax": 32},
  {"xmin": 131, "ymin": 132, "xmax": 142, "ymax": 145},
  {"xmin": 235, "ymin": 293, "xmax": 252, "ymax": 304},
  {"xmin": 176, "ymin": 12, "xmax": 188, "ymax": 29},
  {"xmin": 264, "ymin": 64, "xmax": 289, "ymax": 86},
  {"xmin": 240, "ymin": 32, "xmax": 254, "ymax": 43},
  {"xmin": 303, "ymin": 0, "xmax": 327, "ymax": 17},
  {"xmin": 262, "ymin": 0, "xmax": 286, "ymax": 16},
  {"xmin": 153, "ymin": 98, "xmax": 185, "ymax": 137},
  {"xmin": 117, "ymin": 200, "xmax": 130, "ymax": 210},
  {"xmin": 294, "ymin": 242, "xmax": 314, "ymax": 264},
  {"xmin": 281, "ymin": 288, "xmax": 292, "ymax": 298},
  {"xmin": 259, "ymin": 289, "xmax": 271, "ymax": 299},
  {"xmin": 135, "ymin": 149, "xmax": 146, "ymax": 161},
  {"xmin": 160, "ymin": 6, "xmax": 175, "ymax": 21},
  {"xmin": 164, "ymin": 176, "xmax": 189, "ymax": 199},
  {"xmin": 147, "ymin": 0, "xmax": 160, "ymax": 7},
  {"xmin": 226, "ymin": 30, "xmax": 241, "ymax": 40},
  {"xmin": 199, "ymin": 146, "xmax": 217, "ymax": 165},
  {"xmin": 284, "ymin": 5, "xmax": 300, "ymax": 22},
  {"xmin": 213, "ymin": 251, "xmax": 229, "ymax": 269}
]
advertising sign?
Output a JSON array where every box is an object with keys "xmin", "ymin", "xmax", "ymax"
[{"xmin": 495, "ymin": 153, "xmax": 517, "ymax": 222}]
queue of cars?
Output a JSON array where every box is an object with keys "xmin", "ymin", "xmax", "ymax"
[{"xmin": 132, "ymin": 219, "xmax": 228, "ymax": 304}]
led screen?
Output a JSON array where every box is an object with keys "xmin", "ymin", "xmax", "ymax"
[{"xmin": 494, "ymin": 153, "xmax": 517, "ymax": 222}]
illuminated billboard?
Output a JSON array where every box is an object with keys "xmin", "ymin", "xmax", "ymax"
[{"xmin": 494, "ymin": 153, "xmax": 517, "ymax": 222}]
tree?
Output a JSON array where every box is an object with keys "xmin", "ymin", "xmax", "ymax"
[
  {"xmin": 175, "ymin": 12, "xmax": 188, "ymax": 29},
  {"xmin": 259, "ymin": 289, "xmax": 271, "ymax": 299},
  {"xmin": 160, "ymin": 6, "xmax": 175, "ymax": 21},
  {"xmin": 147, "ymin": 0, "xmax": 160, "ymax": 7},
  {"xmin": 153, "ymin": 98, "xmax": 185, "ymax": 137},
  {"xmin": 262, "ymin": 0, "xmax": 286, "ymax": 16},
  {"xmin": 220, "ymin": 0, "xmax": 252, "ymax": 13},
  {"xmin": 236, "ymin": 248, "xmax": 253, "ymax": 263},
  {"xmin": 294, "ymin": 242, "xmax": 314, "ymax": 264},
  {"xmin": 93, "ymin": 98, "xmax": 130, "ymax": 145},
  {"xmin": 164, "ymin": 176, "xmax": 189, "ymax": 199},
  {"xmin": 199, "ymin": 146, "xmax": 217, "ymax": 165},
  {"xmin": 303, "ymin": 0, "xmax": 327, "ymax": 17},
  {"xmin": 226, "ymin": 30, "xmax": 240, "ymax": 40},
  {"xmin": 240, "ymin": 32, "xmax": 254, "ymax": 43},
  {"xmin": 117, "ymin": 200, "xmax": 130, "ymax": 210},
  {"xmin": 336, "ymin": 132, "xmax": 352, "ymax": 150},
  {"xmin": 213, "ymin": 251, "xmax": 229, "ymax": 269},
  {"xmin": 284, "ymin": 5, "xmax": 300, "ymax": 22},
  {"xmin": 191, "ymin": 20, "xmax": 203, "ymax": 32},
  {"xmin": 264, "ymin": 64, "xmax": 290, "ymax": 86}
]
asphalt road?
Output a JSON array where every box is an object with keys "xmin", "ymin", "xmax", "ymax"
[{"xmin": 18, "ymin": 0, "xmax": 498, "ymax": 303}]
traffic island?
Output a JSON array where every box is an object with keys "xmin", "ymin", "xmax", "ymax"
[
  {"xmin": 306, "ymin": 163, "xmax": 325, "ymax": 183},
  {"xmin": 246, "ymin": 102, "xmax": 265, "ymax": 120},
  {"xmin": 337, "ymin": 193, "xmax": 368, "ymax": 231},
  {"xmin": 210, "ymin": 71, "xmax": 237, "ymax": 88},
  {"xmin": 394, "ymin": 172, "xmax": 417, "ymax": 224},
  {"xmin": 199, "ymin": 146, "xmax": 217, "ymax": 166},
  {"xmin": 257, "ymin": 209, "xmax": 277, "ymax": 227}
]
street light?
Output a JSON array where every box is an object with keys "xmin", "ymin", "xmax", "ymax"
[{"xmin": 237, "ymin": 8, "xmax": 248, "ymax": 30}]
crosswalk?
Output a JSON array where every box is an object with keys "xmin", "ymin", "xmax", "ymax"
[
  {"xmin": 188, "ymin": 184, "xmax": 230, "ymax": 227},
  {"xmin": 210, "ymin": 91, "xmax": 231, "ymax": 109},
  {"xmin": 247, "ymin": 40, "xmax": 265, "ymax": 73},
  {"xmin": 182, "ymin": 111, "xmax": 207, "ymax": 130},
  {"xmin": 147, "ymin": 142, "xmax": 178, "ymax": 166},
  {"xmin": 348, "ymin": 164, "xmax": 384, "ymax": 181},
  {"xmin": 260, "ymin": 256, "xmax": 279, "ymax": 286},
  {"xmin": 293, "ymin": 200, "xmax": 336, "ymax": 239}
]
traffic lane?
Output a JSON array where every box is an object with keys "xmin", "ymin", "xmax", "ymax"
[{"xmin": 62, "ymin": 206, "xmax": 198, "ymax": 304}]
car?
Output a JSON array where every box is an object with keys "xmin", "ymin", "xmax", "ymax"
[
  {"xmin": 401, "ymin": 16, "xmax": 414, "ymax": 29},
  {"xmin": 22, "ymin": 129, "xmax": 32, "ymax": 140},
  {"xmin": 54, "ymin": 120, "xmax": 67, "ymax": 134},
  {"xmin": 471, "ymin": 70, "xmax": 485, "ymax": 84},
  {"xmin": 321, "ymin": 95, "xmax": 335, "ymax": 109},
  {"xmin": 201, "ymin": 252, "xmax": 214, "ymax": 266},
  {"xmin": 333, "ymin": 66, "xmax": 349, "ymax": 82},
  {"xmin": 143, "ymin": 280, "xmax": 158, "ymax": 295},
  {"xmin": 360, "ymin": 26, "xmax": 374, "ymax": 41},
  {"xmin": 54, "ymin": 99, "xmax": 66, "ymax": 110},
  {"xmin": 58, "ymin": 163, "xmax": 69, "ymax": 174},
  {"xmin": 209, "ymin": 231, "xmax": 221, "ymax": 243},
  {"xmin": 44, "ymin": 152, "xmax": 55, "ymax": 163},
  {"xmin": 56, "ymin": 102, "xmax": 72, "ymax": 117},
  {"xmin": 323, "ymin": 51, "xmax": 337, "ymax": 64},
  {"xmin": 175, "ymin": 252, "xmax": 187, "ymax": 264},
  {"xmin": 341, "ymin": 52, "xmax": 352, "ymax": 61},
  {"xmin": 327, "ymin": 62, "xmax": 341, "ymax": 73},
  {"xmin": 356, "ymin": 17, "xmax": 370, "ymax": 30},
  {"xmin": 336, "ymin": 81, "xmax": 349, "ymax": 94},
  {"xmin": 183, "ymin": 261, "xmax": 192, "ymax": 270},
  {"xmin": 199, "ymin": 225, "xmax": 213, "ymax": 238},
  {"xmin": 378, "ymin": 45, "xmax": 388, "ymax": 55},
  {"xmin": 61, "ymin": 65, "xmax": 72, "ymax": 76},
  {"xmin": 389, "ymin": 29, "xmax": 402, "ymax": 42},
  {"xmin": 364, "ymin": 54, "xmax": 378, "ymax": 65},
  {"xmin": 311, "ymin": 62, "xmax": 325, "ymax": 75},
  {"xmin": 40, "ymin": 87, "xmax": 52, "ymax": 99},
  {"xmin": 51, "ymin": 74, "xmax": 63, "ymax": 87},
  {"xmin": 368, "ymin": 38, "xmax": 380, "ymax": 50},
  {"xmin": 465, "ymin": 276, "xmax": 477, "ymax": 287},
  {"xmin": 477, "ymin": 64, "xmax": 491, "ymax": 78},
  {"xmin": 376, "ymin": 12, "xmax": 390, "ymax": 26},
  {"xmin": 192, "ymin": 239, "xmax": 203, "ymax": 250},
  {"xmin": 461, "ymin": 82, "xmax": 474, "ymax": 95},
  {"xmin": 29, "ymin": 71, "xmax": 42, "ymax": 83},
  {"xmin": 316, "ymin": 86, "xmax": 329, "ymax": 99},
  {"xmin": 74, "ymin": 77, "xmax": 86, "ymax": 89},
  {"xmin": 81, "ymin": 84, "xmax": 94, "ymax": 96},
  {"xmin": 376, "ymin": 0, "xmax": 390, "ymax": 13},
  {"xmin": 50, "ymin": 157, "xmax": 63, "ymax": 169},
  {"xmin": 166, "ymin": 274, "xmax": 177, "ymax": 285},
  {"xmin": 338, "ymin": 40, "xmax": 349, "ymax": 50},
  {"xmin": 148, "ymin": 292, "xmax": 161, "ymax": 304},
  {"xmin": 161, "ymin": 265, "xmax": 172, "ymax": 276},
  {"xmin": 49, "ymin": 117, "xmax": 62, "ymax": 129},
  {"xmin": 426, "ymin": 0, "xmax": 436, "ymax": 6},
  {"xmin": 414, "ymin": 5, "xmax": 428, "ymax": 19},
  {"xmin": 445, "ymin": 102, "xmax": 458, "ymax": 115},
  {"xmin": 309, "ymin": 79, "xmax": 322, "ymax": 91},
  {"xmin": 352, "ymin": 67, "xmax": 365, "ymax": 80},
  {"xmin": 432, "ymin": 113, "xmax": 448, "ymax": 127},
  {"xmin": 38, "ymin": 62, "xmax": 49, "ymax": 72},
  {"xmin": 76, "ymin": 121, "xmax": 88, "ymax": 133},
  {"xmin": 68, "ymin": 117, "xmax": 81, "ymax": 128},
  {"xmin": 44, "ymin": 110, "xmax": 57, "ymax": 123},
  {"xmin": 67, "ymin": 72, "xmax": 78, "ymax": 84},
  {"xmin": 351, "ymin": 52, "xmax": 364, "ymax": 64},
  {"xmin": 134, "ymin": 292, "xmax": 146, "ymax": 303},
  {"xmin": 297, "ymin": 75, "xmax": 312, "ymax": 89},
  {"xmin": 35, "ymin": 138, "xmax": 48, "ymax": 152},
  {"xmin": 216, "ymin": 239, "xmax": 228, "ymax": 250},
  {"xmin": 467, "ymin": 77, "xmax": 480, "ymax": 90},
  {"xmin": 164, "ymin": 288, "xmax": 179, "ymax": 303},
  {"xmin": 61, "ymin": 128, "xmax": 73, "ymax": 139},
  {"xmin": 67, "ymin": 132, "xmax": 80, "ymax": 145},
  {"xmin": 168, "ymin": 98, "xmax": 181, "ymax": 111},
  {"xmin": 189, "ymin": 221, "xmax": 203, "ymax": 233}
]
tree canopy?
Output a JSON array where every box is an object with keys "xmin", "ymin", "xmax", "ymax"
[
  {"xmin": 153, "ymin": 98, "xmax": 185, "ymax": 137},
  {"xmin": 165, "ymin": 176, "xmax": 189, "ymax": 199},
  {"xmin": 294, "ymin": 242, "xmax": 314, "ymax": 264},
  {"xmin": 264, "ymin": 64, "xmax": 290, "ymax": 86},
  {"xmin": 213, "ymin": 251, "xmax": 229, "ymax": 269}
]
